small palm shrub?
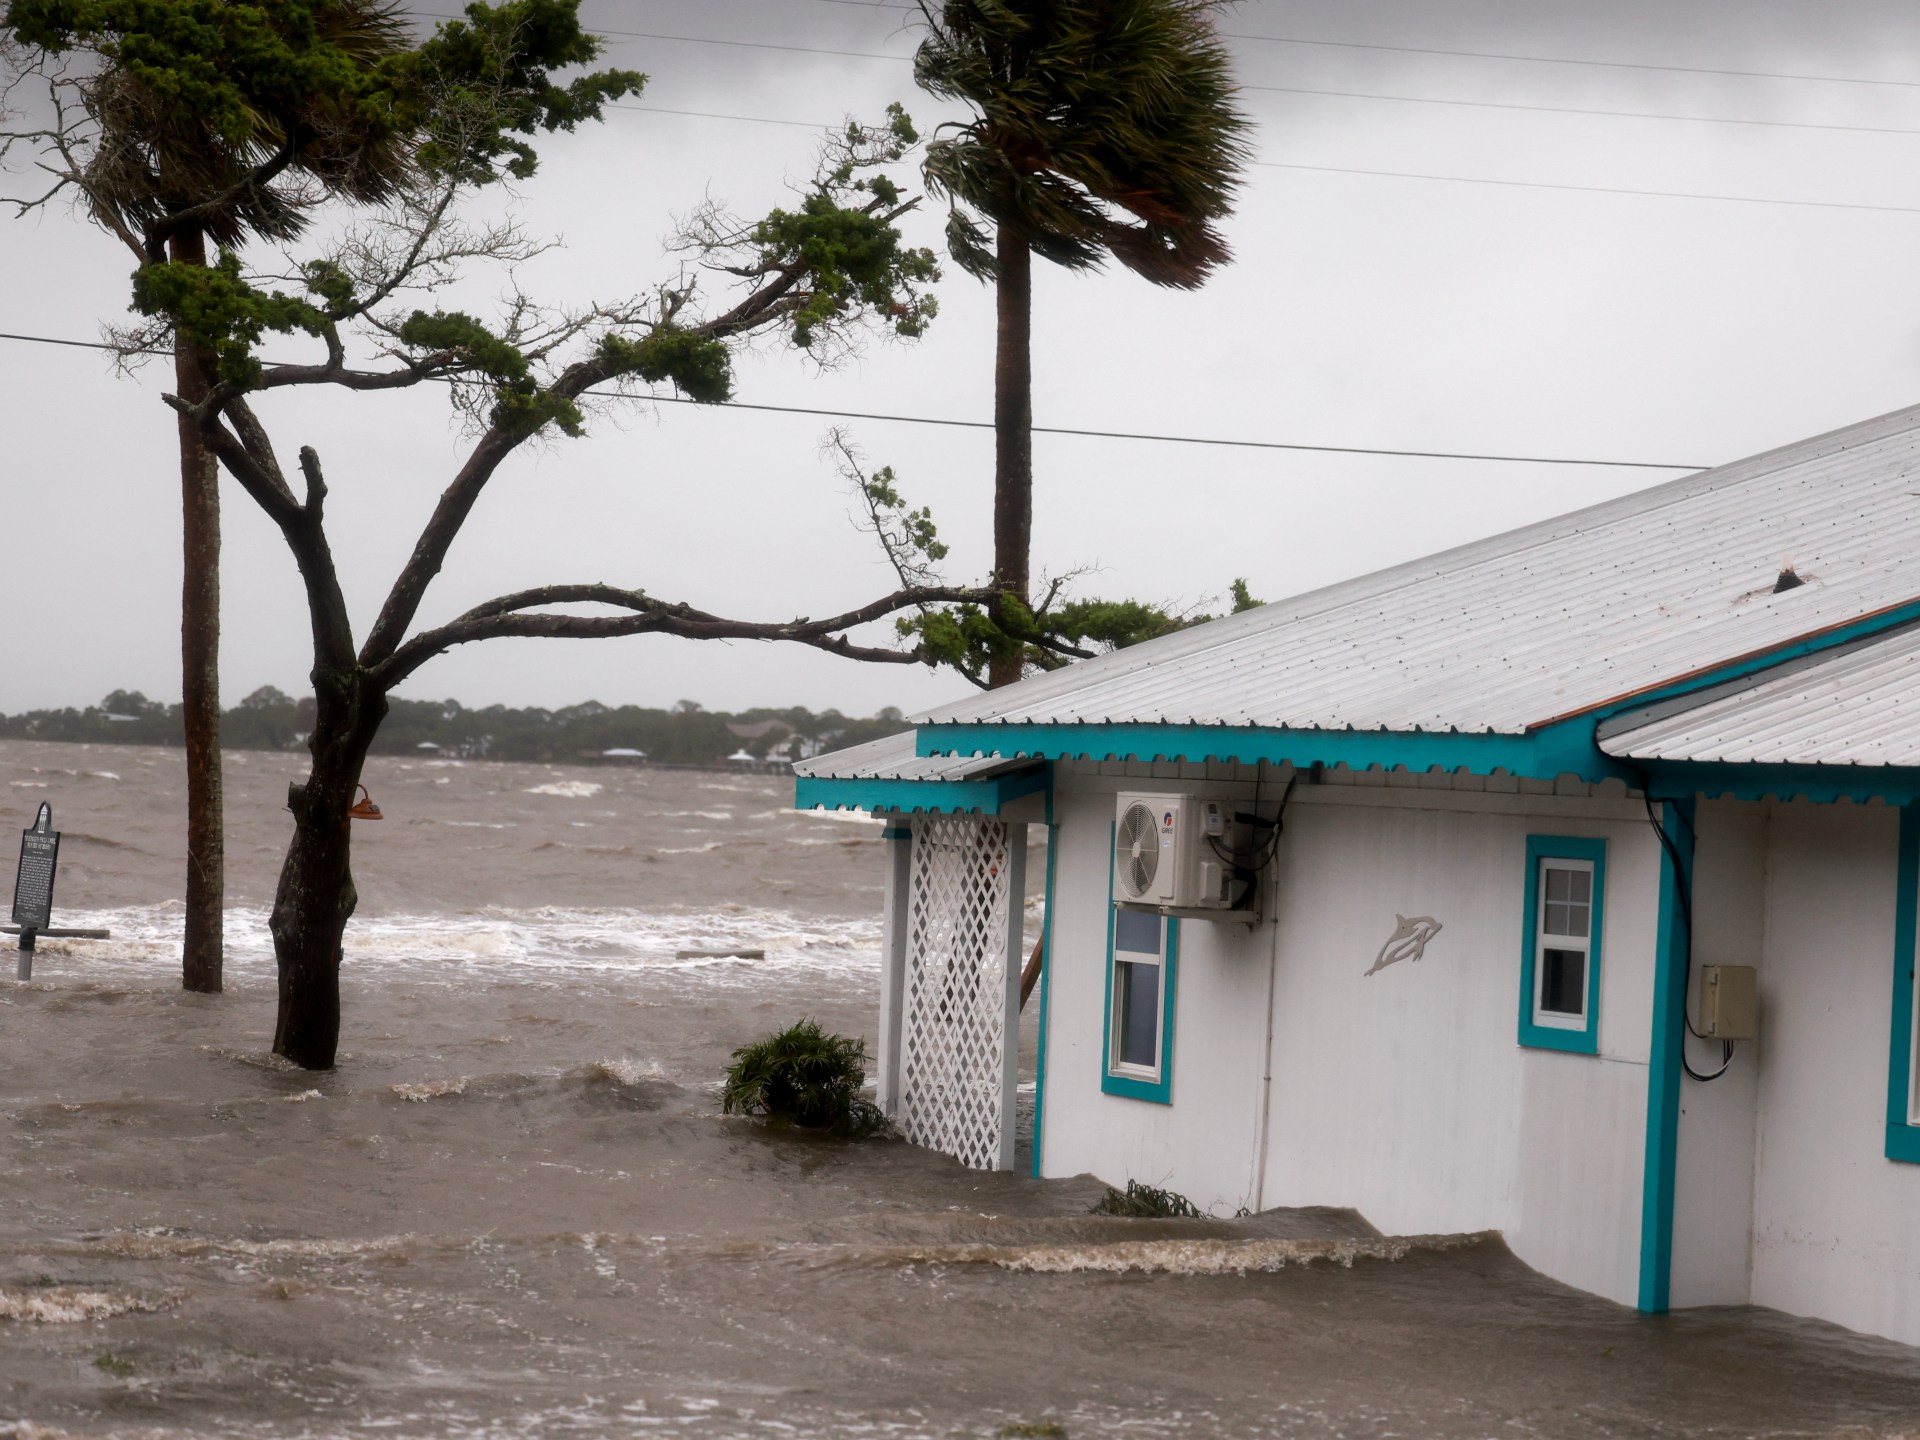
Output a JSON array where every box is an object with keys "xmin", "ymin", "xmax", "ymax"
[
  {"xmin": 1090, "ymin": 1179, "xmax": 1202, "ymax": 1218},
  {"xmin": 721, "ymin": 1019, "xmax": 890, "ymax": 1138}
]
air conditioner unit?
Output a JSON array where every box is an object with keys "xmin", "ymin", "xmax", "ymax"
[{"xmin": 1113, "ymin": 793, "xmax": 1236, "ymax": 910}]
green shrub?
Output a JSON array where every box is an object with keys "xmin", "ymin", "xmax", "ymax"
[
  {"xmin": 1089, "ymin": 1179, "xmax": 1202, "ymax": 1218},
  {"xmin": 721, "ymin": 1019, "xmax": 889, "ymax": 1137}
]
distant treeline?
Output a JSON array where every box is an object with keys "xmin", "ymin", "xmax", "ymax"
[{"xmin": 0, "ymin": 688, "xmax": 910, "ymax": 766}]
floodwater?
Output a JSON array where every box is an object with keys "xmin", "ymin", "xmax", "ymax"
[{"xmin": 4, "ymin": 738, "xmax": 1920, "ymax": 1440}]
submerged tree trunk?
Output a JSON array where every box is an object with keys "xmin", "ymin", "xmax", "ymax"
[
  {"xmin": 988, "ymin": 229, "xmax": 1033, "ymax": 690},
  {"xmin": 172, "ymin": 227, "xmax": 225, "ymax": 993},
  {"xmin": 270, "ymin": 672, "xmax": 387, "ymax": 1069}
]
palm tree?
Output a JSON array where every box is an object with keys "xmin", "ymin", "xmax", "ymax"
[
  {"xmin": 914, "ymin": 0, "xmax": 1250, "ymax": 686},
  {"xmin": 60, "ymin": 0, "xmax": 415, "ymax": 992}
]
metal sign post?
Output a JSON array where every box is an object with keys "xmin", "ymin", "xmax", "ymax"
[{"xmin": 12, "ymin": 803, "xmax": 59, "ymax": 981}]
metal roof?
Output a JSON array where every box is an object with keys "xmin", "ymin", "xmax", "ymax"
[
  {"xmin": 923, "ymin": 403, "xmax": 1920, "ymax": 738},
  {"xmin": 1599, "ymin": 623, "xmax": 1920, "ymax": 767},
  {"xmin": 791, "ymin": 730, "xmax": 1037, "ymax": 783}
]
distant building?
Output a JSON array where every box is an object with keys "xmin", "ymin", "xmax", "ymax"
[{"xmin": 797, "ymin": 403, "xmax": 1920, "ymax": 1349}]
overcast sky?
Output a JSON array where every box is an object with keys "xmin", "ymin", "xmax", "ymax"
[{"xmin": 5, "ymin": 0, "xmax": 1920, "ymax": 720}]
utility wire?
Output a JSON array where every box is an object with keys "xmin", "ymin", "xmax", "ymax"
[
  {"xmin": 1224, "ymin": 30, "xmax": 1920, "ymax": 92},
  {"xmin": 1242, "ymin": 82, "xmax": 1920, "ymax": 138},
  {"xmin": 612, "ymin": 101, "xmax": 820, "ymax": 129},
  {"xmin": 597, "ymin": 0, "xmax": 1920, "ymax": 91},
  {"xmin": 0, "ymin": 329, "xmax": 1709, "ymax": 470},
  {"xmin": 594, "ymin": 97, "xmax": 1920, "ymax": 216},
  {"xmin": 1256, "ymin": 160, "xmax": 1920, "ymax": 215},
  {"xmin": 436, "ymin": 17, "xmax": 1920, "ymax": 146}
]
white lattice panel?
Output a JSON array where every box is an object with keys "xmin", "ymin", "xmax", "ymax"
[{"xmin": 899, "ymin": 814, "xmax": 1022, "ymax": 1170}]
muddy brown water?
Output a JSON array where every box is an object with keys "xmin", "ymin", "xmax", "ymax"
[{"xmin": 3, "ymin": 738, "xmax": 1920, "ymax": 1439}]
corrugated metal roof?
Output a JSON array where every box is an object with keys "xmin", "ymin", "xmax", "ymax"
[
  {"xmin": 923, "ymin": 403, "xmax": 1920, "ymax": 738},
  {"xmin": 791, "ymin": 730, "xmax": 1037, "ymax": 783},
  {"xmin": 1599, "ymin": 623, "xmax": 1920, "ymax": 766}
]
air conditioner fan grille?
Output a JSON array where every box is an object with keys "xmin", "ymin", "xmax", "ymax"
[{"xmin": 1117, "ymin": 801, "xmax": 1160, "ymax": 899}]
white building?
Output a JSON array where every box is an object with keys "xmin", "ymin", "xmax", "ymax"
[{"xmin": 796, "ymin": 403, "xmax": 1920, "ymax": 1349}]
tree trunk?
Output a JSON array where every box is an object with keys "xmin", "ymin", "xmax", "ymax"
[
  {"xmin": 988, "ymin": 229, "xmax": 1033, "ymax": 690},
  {"xmin": 269, "ymin": 674, "xmax": 387, "ymax": 1069},
  {"xmin": 172, "ymin": 227, "xmax": 225, "ymax": 993}
]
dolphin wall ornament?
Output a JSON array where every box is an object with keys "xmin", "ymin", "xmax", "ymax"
[{"xmin": 1365, "ymin": 914, "xmax": 1443, "ymax": 977}]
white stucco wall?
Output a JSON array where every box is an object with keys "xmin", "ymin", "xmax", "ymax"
[
  {"xmin": 1669, "ymin": 798, "xmax": 1766, "ymax": 1308},
  {"xmin": 1748, "ymin": 802, "xmax": 1920, "ymax": 1346},
  {"xmin": 1037, "ymin": 776, "xmax": 1272, "ymax": 1211},
  {"xmin": 1034, "ymin": 765, "xmax": 1662, "ymax": 1307}
]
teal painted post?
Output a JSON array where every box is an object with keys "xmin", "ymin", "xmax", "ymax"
[
  {"xmin": 1884, "ymin": 805, "xmax": 1920, "ymax": 1163},
  {"xmin": 1638, "ymin": 797, "xmax": 1694, "ymax": 1313},
  {"xmin": 1031, "ymin": 821, "xmax": 1059, "ymax": 1178}
]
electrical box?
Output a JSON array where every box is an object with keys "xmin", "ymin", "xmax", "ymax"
[{"xmin": 1697, "ymin": 964, "xmax": 1758, "ymax": 1041}]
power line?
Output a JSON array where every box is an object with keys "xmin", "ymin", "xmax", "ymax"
[
  {"xmin": 412, "ymin": 11, "xmax": 909, "ymax": 62},
  {"xmin": 1221, "ymin": 30, "xmax": 1920, "ymax": 91},
  {"xmin": 566, "ymin": 1, "xmax": 1920, "ymax": 91},
  {"xmin": 1257, "ymin": 159, "xmax": 1920, "ymax": 215},
  {"xmin": 0, "ymin": 329, "xmax": 1707, "ymax": 470},
  {"xmin": 1243, "ymin": 82, "xmax": 1920, "ymax": 139},
  {"xmin": 591, "ymin": 95, "xmax": 1920, "ymax": 215},
  {"xmin": 426, "ymin": 15, "xmax": 1920, "ymax": 143},
  {"xmin": 612, "ymin": 101, "xmax": 819, "ymax": 130}
]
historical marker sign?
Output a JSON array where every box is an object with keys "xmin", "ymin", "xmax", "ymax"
[{"xmin": 12, "ymin": 802, "xmax": 58, "ymax": 931}]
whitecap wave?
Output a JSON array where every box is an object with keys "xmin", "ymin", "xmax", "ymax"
[
  {"xmin": 0, "ymin": 1285, "xmax": 183, "ymax": 1323},
  {"xmin": 525, "ymin": 781, "xmax": 603, "ymax": 798},
  {"xmin": 40, "ymin": 903, "xmax": 882, "ymax": 990}
]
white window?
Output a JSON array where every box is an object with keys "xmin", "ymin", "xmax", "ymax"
[
  {"xmin": 1110, "ymin": 907, "xmax": 1166, "ymax": 1081},
  {"xmin": 1534, "ymin": 858, "xmax": 1594, "ymax": 1029}
]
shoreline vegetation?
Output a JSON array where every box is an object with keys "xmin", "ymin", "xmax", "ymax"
[{"xmin": 0, "ymin": 689, "xmax": 908, "ymax": 768}]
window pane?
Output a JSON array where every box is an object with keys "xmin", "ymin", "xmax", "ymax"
[
  {"xmin": 1566, "ymin": 901, "xmax": 1590, "ymax": 937},
  {"xmin": 1568, "ymin": 869, "xmax": 1592, "ymax": 905},
  {"xmin": 1544, "ymin": 900, "xmax": 1573, "ymax": 936},
  {"xmin": 1541, "ymin": 948, "xmax": 1586, "ymax": 1016},
  {"xmin": 1114, "ymin": 907, "xmax": 1162, "ymax": 957},
  {"xmin": 1546, "ymin": 867, "xmax": 1570, "ymax": 902},
  {"xmin": 1117, "ymin": 960, "xmax": 1161, "ymax": 1069}
]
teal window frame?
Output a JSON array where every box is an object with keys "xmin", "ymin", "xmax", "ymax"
[
  {"xmin": 1886, "ymin": 805, "xmax": 1920, "ymax": 1163},
  {"xmin": 1519, "ymin": 835, "xmax": 1607, "ymax": 1055},
  {"xmin": 1100, "ymin": 822, "xmax": 1179, "ymax": 1104}
]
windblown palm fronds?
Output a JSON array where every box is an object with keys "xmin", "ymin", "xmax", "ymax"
[{"xmin": 914, "ymin": 0, "xmax": 1251, "ymax": 287}]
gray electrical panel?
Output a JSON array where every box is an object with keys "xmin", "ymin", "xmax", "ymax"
[{"xmin": 1698, "ymin": 964, "xmax": 1759, "ymax": 1041}]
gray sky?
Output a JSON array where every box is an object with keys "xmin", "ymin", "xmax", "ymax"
[{"xmin": 5, "ymin": 0, "xmax": 1920, "ymax": 718}]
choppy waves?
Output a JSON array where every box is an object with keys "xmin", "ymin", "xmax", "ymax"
[{"xmin": 31, "ymin": 902, "xmax": 882, "ymax": 989}]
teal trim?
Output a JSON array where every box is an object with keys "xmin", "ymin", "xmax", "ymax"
[
  {"xmin": 1031, "ymin": 821, "xmax": 1059, "ymax": 1177},
  {"xmin": 1638, "ymin": 798, "xmax": 1694, "ymax": 1314},
  {"xmin": 1100, "ymin": 920, "xmax": 1179, "ymax": 1105},
  {"xmin": 1518, "ymin": 835, "xmax": 1608, "ymax": 1054},
  {"xmin": 1099, "ymin": 824, "xmax": 1179, "ymax": 1106},
  {"xmin": 793, "ymin": 767, "xmax": 1046, "ymax": 816},
  {"xmin": 1636, "ymin": 759, "xmax": 1920, "ymax": 807},
  {"xmin": 1886, "ymin": 806, "xmax": 1920, "ymax": 1164},
  {"xmin": 918, "ymin": 721, "xmax": 1616, "ymax": 785}
]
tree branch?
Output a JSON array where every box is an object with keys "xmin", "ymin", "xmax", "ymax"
[
  {"xmin": 368, "ymin": 580, "xmax": 995, "ymax": 691},
  {"xmin": 162, "ymin": 393, "xmax": 301, "ymax": 523}
]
